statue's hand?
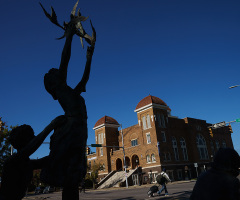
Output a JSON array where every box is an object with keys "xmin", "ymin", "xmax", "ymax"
[
  {"xmin": 64, "ymin": 22, "xmax": 77, "ymax": 38},
  {"xmin": 82, "ymin": 20, "xmax": 96, "ymax": 47},
  {"xmin": 51, "ymin": 115, "xmax": 67, "ymax": 129}
]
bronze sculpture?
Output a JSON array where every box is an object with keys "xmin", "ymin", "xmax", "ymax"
[{"xmin": 39, "ymin": 1, "xmax": 96, "ymax": 200}]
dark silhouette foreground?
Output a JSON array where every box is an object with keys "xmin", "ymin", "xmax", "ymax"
[
  {"xmin": 39, "ymin": 2, "xmax": 96, "ymax": 200},
  {"xmin": 0, "ymin": 117, "xmax": 64, "ymax": 200},
  {"xmin": 190, "ymin": 148, "xmax": 240, "ymax": 200}
]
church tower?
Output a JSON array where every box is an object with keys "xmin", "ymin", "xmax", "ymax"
[{"xmin": 93, "ymin": 116, "xmax": 120, "ymax": 173}]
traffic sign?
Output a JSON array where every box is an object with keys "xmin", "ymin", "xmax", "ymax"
[
  {"xmin": 236, "ymin": 118, "xmax": 240, "ymax": 122},
  {"xmin": 212, "ymin": 121, "xmax": 226, "ymax": 129}
]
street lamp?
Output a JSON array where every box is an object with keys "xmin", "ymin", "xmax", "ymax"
[
  {"xmin": 150, "ymin": 170, "xmax": 153, "ymax": 184},
  {"xmin": 136, "ymin": 159, "xmax": 141, "ymax": 186},
  {"xmin": 229, "ymin": 85, "xmax": 240, "ymax": 89},
  {"xmin": 120, "ymin": 124, "xmax": 129, "ymax": 188},
  {"xmin": 10, "ymin": 145, "xmax": 13, "ymax": 155}
]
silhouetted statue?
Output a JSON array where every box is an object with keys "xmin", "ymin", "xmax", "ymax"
[
  {"xmin": 39, "ymin": 1, "xmax": 96, "ymax": 200},
  {"xmin": 190, "ymin": 148, "xmax": 240, "ymax": 200},
  {"xmin": 0, "ymin": 116, "xmax": 65, "ymax": 200}
]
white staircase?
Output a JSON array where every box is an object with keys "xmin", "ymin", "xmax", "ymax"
[{"xmin": 98, "ymin": 169, "xmax": 137, "ymax": 189}]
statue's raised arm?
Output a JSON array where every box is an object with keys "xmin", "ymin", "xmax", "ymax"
[
  {"xmin": 75, "ymin": 21, "xmax": 96, "ymax": 94},
  {"xmin": 40, "ymin": 2, "xmax": 96, "ymax": 200},
  {"xmin": 40, "ymin": 0, "xmax": 96, "ymax": 84}
]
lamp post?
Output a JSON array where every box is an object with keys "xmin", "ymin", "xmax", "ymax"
[
  {"xmin": 136, "ymin": 159, "xmax": 141, "ymax": 186},
  {"xmin": 150, "ymin": 170, "xmax": 153, "ymax": 184},
  {"xmin": 120, "ymin": 124, "xmax": 128, "ymax": 188},
  {"xmin": 10, "ymin": 145, "xmax": 13, "ymax": 155}
]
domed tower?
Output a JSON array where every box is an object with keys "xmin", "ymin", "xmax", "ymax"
[
  {"xmin": 134, "ymin": 95, "xmax": 171, "ymax": 144},
  {"xmin": 93, "ymin": 116, "xmax": 120, "ymax": 172}
]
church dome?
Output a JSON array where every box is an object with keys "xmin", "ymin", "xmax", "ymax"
[
  {"xmin": 135, "ymin": 95, "xmax": 170, "ymax": 111},
  {"xmin": 94, "ymin": 116, "xmax": 120, "ymax": 129}
]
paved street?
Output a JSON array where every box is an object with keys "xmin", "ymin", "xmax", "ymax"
[{"xmin": 23, "ymin": 181, "xmax": 196, "ymax": 200}]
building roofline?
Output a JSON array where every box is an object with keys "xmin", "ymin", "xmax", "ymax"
[
  {"xmin": 134, "ymin": 103, "xmax": 170, "ymax": 113},
  {"xmin": 93, "ymin": 123, "xmax": 120, "ymax": 130}
]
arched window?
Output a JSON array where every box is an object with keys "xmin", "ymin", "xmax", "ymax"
[
  {"xmin": 146, "ymin": 115, "xmax": 151, "ymax": 128},
  {"xmin": 163, "ymin": 153, "xmax": 167, "ymax": 161},
  {"xmin": 222, "ymin": 140, "xmax": 226, "ymax": 148},
  {"xmin": 215, "ymin": 140, "xmax": 220, "ymax": 151},
  {"xmin": 180, "ymin": 137, "xmax": 188, "ymax": 161},
  {"xmin": 172, "ymin": 137, "xmax": 179, "ymax": 161},
  {"xmin": 210, "ymin": 140, "xmax": 215, "ymax": 156},
  {"xmin": 151, "ymin": 154, "xmax": 156, "ymax": 162},
  {"xmin": 89, "ymin": 161, "xmax": 91, "ymax": 169},
  {"xmin": 142, "ymin": 116, "xmax": 147, "ymax": 130},
  {"xmin": 157, "ymin": 114, "xmax": 161, "ymax": 127},
  {"xmin": 102, "ymin": 163, "xmax": 105, "ymax": 171},
  {"xmin": 167, "ymin": 152, "xmax": 171, "ymax": 161},
  {"xmin": 146, "ymin": 155, "xmax": 151, "ymax": 163},
  {"xmin": 196, "ymin": 134, "xmax": 209, "ymax": 160},
  {"xmin": 161, "ymin": 131, "xmax": 166, "ymax": 142},
  {"xmin": 161, "ymin": 114, "xmax": 166, "ymax": 128}
]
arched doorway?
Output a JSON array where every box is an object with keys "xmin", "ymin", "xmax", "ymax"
[
  {"xmin": 116, "ymin": 158, "xmax": 123, "ymax": 171},
  {"xmin": 131, "ymin": 155, "xmax": 140, "ymax": 169},
  {"xmin": 125, "ymin": 156, "xmax": 130, "ymax": 168}
]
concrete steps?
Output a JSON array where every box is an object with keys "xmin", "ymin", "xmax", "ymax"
[{"xmin": 98, "ymin": 169, "xmax": 136, "ymax": 189}]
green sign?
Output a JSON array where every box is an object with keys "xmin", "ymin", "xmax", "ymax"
[
  {"xmin": 236, "ymin": 118, "xmax": 240, "ymax": 122},
  {"xmin": 91, "ymin": 144, "xmax": 102, "ymax": 147}
]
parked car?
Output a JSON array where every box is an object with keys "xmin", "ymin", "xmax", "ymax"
[
  {"xmin": 34, "ymin": 186, "xmax": 44, "ymax": 194},
  {"xmin": 43, "ymin": 186, "xmax": 55, "ymax": 194}
]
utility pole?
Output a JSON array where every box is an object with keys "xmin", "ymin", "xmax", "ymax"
[
  {"xmin": 121, "ymin": 124, "xmax": 128, "ymax": 188},
  {"xmin": 10, "ymin": 145, "xmax": 13, "ymax": 155}
]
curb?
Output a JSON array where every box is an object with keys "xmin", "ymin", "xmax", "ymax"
[{"xmin": 91, "ymin": 180, "xmax": 196, "ymax": 192}]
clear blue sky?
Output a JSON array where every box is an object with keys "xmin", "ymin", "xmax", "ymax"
[{"xmin": 1, "ymin": 0, "xmax": 240, "ymax": 159}]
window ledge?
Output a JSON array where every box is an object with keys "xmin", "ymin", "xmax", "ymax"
[{"xmin": 147, "ymin": 161, "xmax": 156, "ymax": 164}]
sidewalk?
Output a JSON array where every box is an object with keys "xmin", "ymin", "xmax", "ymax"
[
  {"xmin": 92, "ymin": 179, "xmax": 196, "ymax": 191},
  {"xmin": 23, "ymin": 180, "xmax": 196, "ymax": 199}
]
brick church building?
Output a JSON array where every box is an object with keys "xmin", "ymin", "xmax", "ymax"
[{"xmin": 87, "ymin": 95, "xmax": 234, "ymax": 186}]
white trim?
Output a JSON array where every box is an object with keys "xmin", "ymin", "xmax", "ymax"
[
  {"xmin": 93, "ymin": 123, "xmax": 120, "ymax": 130},
  {"xmin": 142, "ymin": 164, "xmax": 161, "ymax": 169},
  {"xmin": 134, "ymin": 103, "xmax": 169, "ymax": 113},
  {"xmin": 146, "ymin": 132, "xmax": 151, "ymax": 144},
  {"xmin": 98, "ymin": 172, "xmax": 109, "ymax": 175},
  {"xmin": 146, "ymin": 161, "xmax": 157, "ymax": 164},
  {"xmin": 87, "ymin": 157, "xmax": 97, "ymax": 161},
  {"xmin": 148, "ymin": 171, "xmax": 158, "ymax": 174}
]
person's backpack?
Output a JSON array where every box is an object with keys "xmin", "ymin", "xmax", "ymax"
[{"xmin": 156, "ymin": 173, "xmax": 166, "ymax": 184}]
